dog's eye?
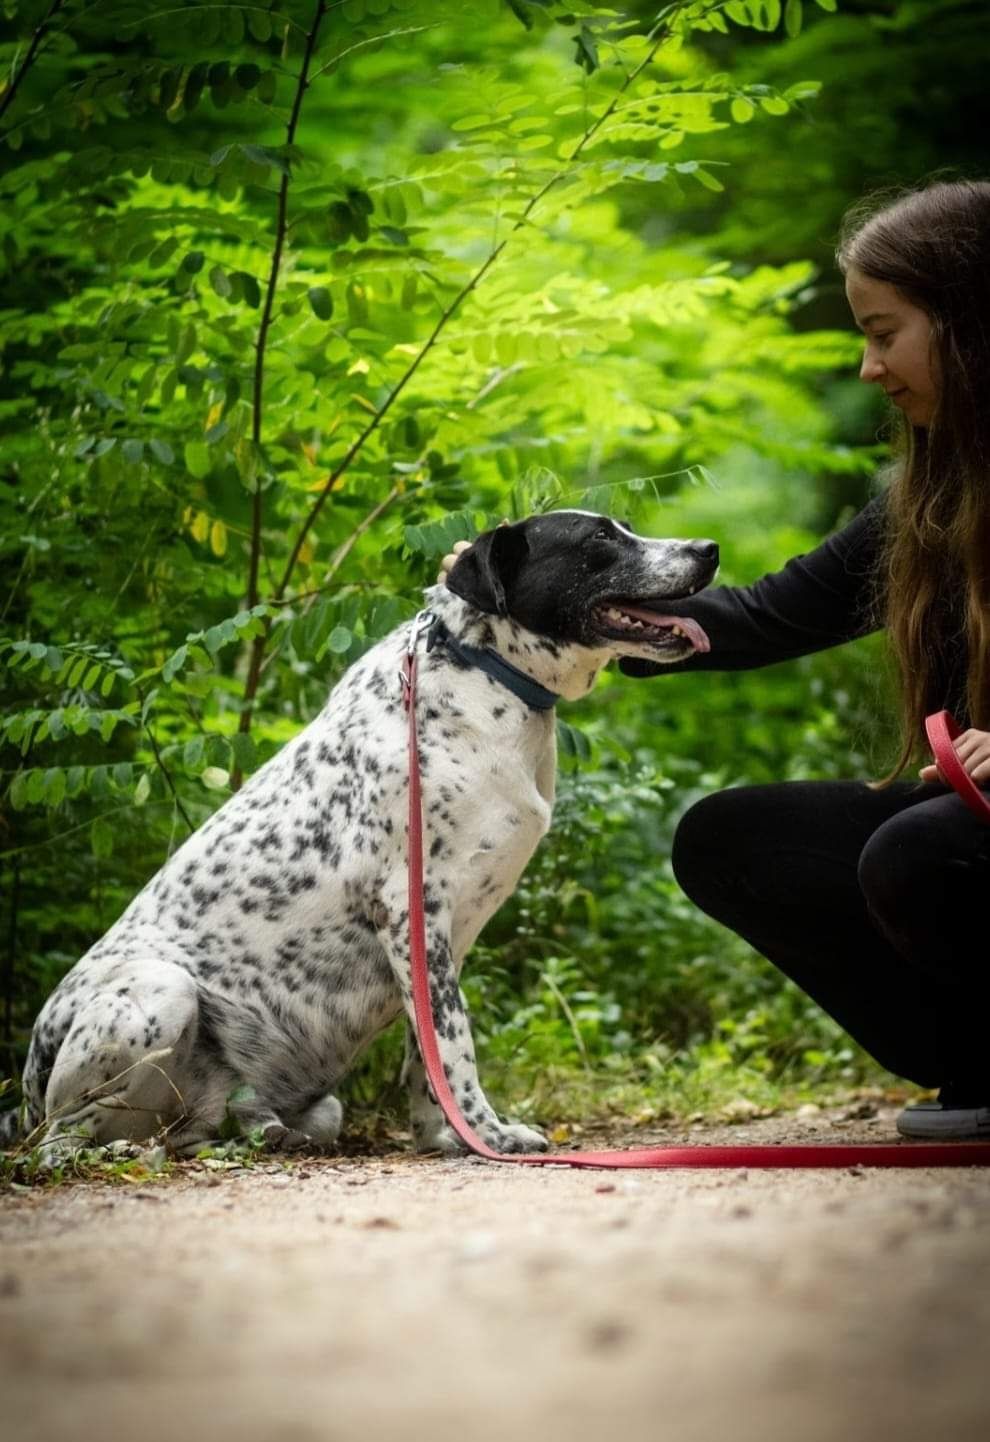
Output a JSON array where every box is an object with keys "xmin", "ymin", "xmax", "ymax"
[{"xmin": 591, "ymin": 524, "xmax": 613, "ymax": 541}]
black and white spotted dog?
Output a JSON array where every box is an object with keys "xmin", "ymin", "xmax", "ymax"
[{"xmin": 5, "ymin": 511, "xmax": 716, "ymax": 1161}]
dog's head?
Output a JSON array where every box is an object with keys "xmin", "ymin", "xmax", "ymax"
[{"xmin": 446, "ymin": 510, "xmax": 717, "ymax": 661}]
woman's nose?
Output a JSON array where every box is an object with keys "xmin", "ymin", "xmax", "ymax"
[{"xmin": 859, "ymin": 344, "xmax": 885, "ymax": 384}]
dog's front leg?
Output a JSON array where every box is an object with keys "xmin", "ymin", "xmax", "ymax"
[{"xmin": 379, "ymin": 904, "xmax": 546, "ymax": 1155}]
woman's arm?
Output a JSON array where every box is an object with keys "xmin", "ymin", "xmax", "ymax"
[{"xmin": 620, "ymin": 493, "xmax": 887, "ymax": 677}]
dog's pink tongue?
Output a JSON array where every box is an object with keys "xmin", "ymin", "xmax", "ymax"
[{"xmin": 622, "ymin": 605, "xmax": 710, "ymax": 654}]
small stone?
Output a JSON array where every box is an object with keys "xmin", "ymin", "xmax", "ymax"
[
  {"xmin": 586, "ymin": 1319, "xmax": 631, "ymax": 1351},
  {"xmin": 458, "ymin": 1231, "xmax": 497, "ymax": 1261}
]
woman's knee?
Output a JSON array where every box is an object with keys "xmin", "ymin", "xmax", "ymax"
[
  {"xmin": 857, "ymin": 807, "xmax": 943, "ymax": 919},
  {"xmin": 671, "ymin": 787, "xmax": 757, "ymax": 904}
]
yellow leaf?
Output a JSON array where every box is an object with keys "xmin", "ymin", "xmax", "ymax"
[
  {"xmin": 390, "ymin": 343, "xmax": 420, "ymax": 357},
  {"xmin": 209, "ymin": 519, "xmax": 227, "ymax": 556},
  {"xmin": 301, "ymin": 442, "xmax": 318, "ymax": 466},
  {"xmin": 347, "ymin": 358, "xmax": 370, "ymax": 376},
  {"xmin": 205, "ymin": 401, "xmax": 223, "ymax": 431},
  {"xmin": 298, "ymin": 538, "xmax": 314, "ymax": 565},
  {"xmin": 182, "ymin": 505, "xmax": 194, "ymax": 525},
  {"xmin": 549, "ymin": 1123, "xmax": 571, "ymax": 1144},
  {"xmin": 352, "ymin": 394, "xmax": 378, "ymax": 415},
  {"xmin": 305, "ymin": 469, "xmax": 345, "ymax": 493},
  {"xmin": 191, "ymin": 511, "xmax": 210, "ymax": 543}
]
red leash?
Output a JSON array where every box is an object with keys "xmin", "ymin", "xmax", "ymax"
[
  {"xmin": 403, "ymin": 634, "xmax": 990, "ymax": 1168},
  {"xmin": 925, "ymin": 710, "xmax": 990, "ymax": 821}
]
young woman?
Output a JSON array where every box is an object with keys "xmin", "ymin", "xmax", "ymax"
[{"xmin": 442, "ymin": 178, "xmax": 990, "ymax": 1140}]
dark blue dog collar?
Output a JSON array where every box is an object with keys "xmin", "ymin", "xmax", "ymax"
[{"xmin": 427, "ymin": 616, "xmax": 559, "ymax": 712}]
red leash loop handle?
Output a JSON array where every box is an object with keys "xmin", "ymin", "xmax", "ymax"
[
  {"xmin": 924, "ymin": 710, "xmax": 990, "ymax": 822},
  {"xmin": 403, "ymin": 644, "xmax": 990, "ymax": 1168}
]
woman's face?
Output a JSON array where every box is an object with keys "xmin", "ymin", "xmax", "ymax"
[{"xmin": 845, "ymin": 265, "xmax": 939, "ymax": 428}]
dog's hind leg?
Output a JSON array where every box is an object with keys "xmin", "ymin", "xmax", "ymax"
[
  {"xmin": 37, "ymin": 960, "xmax": 199, "ymax": 1163},
  {"xmin": 285, "ymin": 1093, "xmax": 344, "ymax": 1147}
]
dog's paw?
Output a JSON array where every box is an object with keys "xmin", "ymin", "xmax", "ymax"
[
  {"xmin": 412, "ymin": 1122, "xmax": 465, "ymax": 1156},
  {"xmin": 412, "ymin": 1115, "xmax": 548, "ymax": 1157},
  {"xmin": 258, "ymin": 1120, "xmax": 316, "ymax": 1154},
  {"xmin": 480, "ymin": 1120, "xmax": 549, "ymax": 1155}
]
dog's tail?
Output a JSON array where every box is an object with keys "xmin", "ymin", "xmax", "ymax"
[
  {"xmin": 0, "ymin": 1078, "xmax": 35, "ymax": 1151},
  {"xmin": 0, "ymin": 1103, "xmax": 24, "ymax": 1151}
]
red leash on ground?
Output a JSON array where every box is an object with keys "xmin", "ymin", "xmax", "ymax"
[{"xmin": 402, "ymin": 639, "xmax": 990, "ymax": 1169}]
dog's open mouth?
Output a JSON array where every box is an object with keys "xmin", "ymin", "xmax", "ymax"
[{"xmin": 593, "ymin": 601, "xmax": 711, "ymax": 653}]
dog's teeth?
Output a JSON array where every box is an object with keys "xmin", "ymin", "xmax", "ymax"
[{"xmin": 672, "ymin": 625, "xmax": 683, "ymax": 637}]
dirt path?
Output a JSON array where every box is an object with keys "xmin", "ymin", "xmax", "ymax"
[{"xmin": 2, "ymin": 1104, "xmax": 989, "ymax": 1442}]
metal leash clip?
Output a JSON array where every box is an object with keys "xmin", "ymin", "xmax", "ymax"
[{"xmin": 399, "ymin": 609, "xmax": 435, "ymax": 702}]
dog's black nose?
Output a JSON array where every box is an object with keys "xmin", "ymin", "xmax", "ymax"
[{"xmin": 688, "ymin": 540, "xmax": 719, "ymax": 567}]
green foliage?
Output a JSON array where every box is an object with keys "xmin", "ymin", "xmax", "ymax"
[{"xmin": 0, "ymin": 1, "xmax": 936, "ymax": 1123}]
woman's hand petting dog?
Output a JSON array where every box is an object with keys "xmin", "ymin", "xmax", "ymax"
[
  {"xmin": 436, "ymin": 539, "xmax": 472, "ymax": 586},
  {"xmin": 437, "ymin": 520, "xmax": 512, "ymax": 585}
]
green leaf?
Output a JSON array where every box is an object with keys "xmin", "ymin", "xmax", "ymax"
[
  {"xmin": 784, "ymin": 0, "xmax": 803, "ymax": 37},
  {"xmin": 149, "ymin": 439, "xmax": 175, "ymax": 465},
  {"xmin": 572, "ymin": 27, "xmax": 598, "ymax": 75},
  {"xmin": 308, "ymin": 286, "xmax": 334, "ymax": 320},
  {"xmin": 163, "ymin": 644, "xmax": 188, "ymax": 683},
  {"xmin": 8, "ymin": 771, "xmax": 27, "ymax": 811},
  {"xmin": 184, "ymin": 736, "xmax": 205, "ymax": 768},
  {"xmin": 91, "ymin": 817, "xmax": 114, "ymax": 859},
  {"xmin": 327, "ymin": 626, "xmax": 352, "ymax": 654},
  {"xmin": 45, "ymin": 768, "xmax": 66, "ymax": 809},
  {"xmin": 234, "ymin": 271, "xmax": 262, "ymax": 308},
  {"xmin": 185, "ymin": 441, "xmax": 211, "ymax": 478},
  {"xmin": 760, "ymin": 95, "xmax": 790, "ymax": 116},
  {"xmin": 229, "ymin": 732, "xmax": 257, "ymax": 772},
  {"xmin": 210, "ymin": 265, "xmax": 232, "ymax": 299}
]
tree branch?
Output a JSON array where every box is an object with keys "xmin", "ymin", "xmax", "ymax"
[
  {"xmin": 233, "ymin": 0, "xmax": 327, "ymax": 781},
  {"xmin": 246, "ymin": 0, "xmax": 328, "ymax": 617},
  {"xmin": 0, "ymin": 0, "xmax": 66, "ymax": 128},
  {"xmin": 231, "ymin": 0, "xmax": 693, "ymax": 782}
]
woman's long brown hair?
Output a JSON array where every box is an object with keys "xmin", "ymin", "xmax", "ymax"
[{"xmin": 836, "ymin": 179, "xmax": 990, "ymax": 784}]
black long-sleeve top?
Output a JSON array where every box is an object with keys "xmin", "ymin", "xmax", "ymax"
[{"xmin": 626, "ymin": 493, "xmax": 971, "ymax": 725}]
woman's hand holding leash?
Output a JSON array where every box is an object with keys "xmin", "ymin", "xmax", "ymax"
[{"xmin": 919, "ymin": 726, "xmax": 990, "ymax": 784}]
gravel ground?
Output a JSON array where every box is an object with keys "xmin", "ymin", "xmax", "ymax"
[{"xmin": 2, "ymin": 1103, "xmax": 989, "ymax": 1442}]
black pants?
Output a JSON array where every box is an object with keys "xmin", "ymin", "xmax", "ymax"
[{"xmin": 671, "ymin": 779, "xmax": 990, "ymax": 1091}]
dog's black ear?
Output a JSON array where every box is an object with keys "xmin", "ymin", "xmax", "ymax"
[{"xmin": 446, "ymin": 522, "xmax": 530, "ymax": 616}]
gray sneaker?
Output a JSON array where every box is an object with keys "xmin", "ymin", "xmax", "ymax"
[{"xmin": 896, "ymin": 1084, "xmax": 990, "ymax": 1140}]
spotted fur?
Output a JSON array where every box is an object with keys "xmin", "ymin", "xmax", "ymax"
[{"xmin": 11, "ymin": 511, "xmax": 717, "ymax": 1160}]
